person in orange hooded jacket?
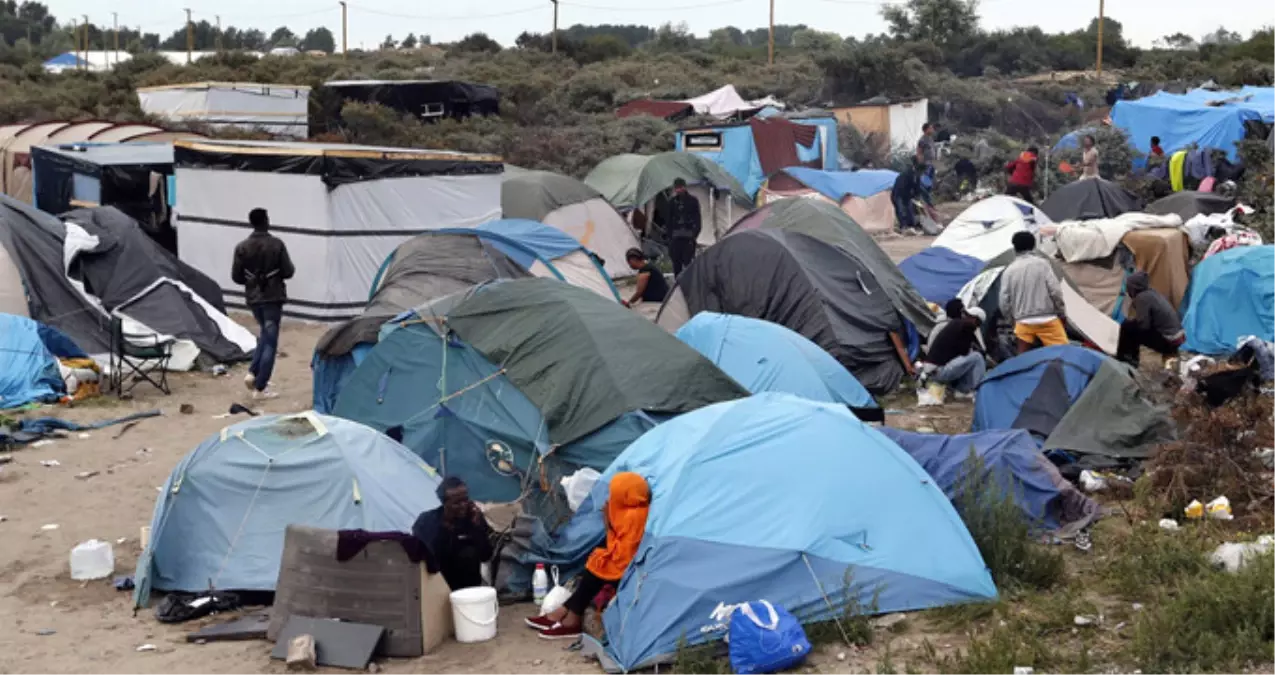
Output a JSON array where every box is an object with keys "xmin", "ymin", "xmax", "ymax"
[
  {"xmin": 1004, "ymin": 146, "xmax": 1039, "ymax": 204},
  {"xmin": 526, "ymin": 472, "xmax": 651, "ymax": 640}
]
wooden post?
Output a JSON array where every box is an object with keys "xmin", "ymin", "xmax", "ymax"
[
  {"xmin": 184, "ymin": 8, "xmax": 193, "ymax": 64},
  {"xmin": 551, "ymin": 0, "xmax": 559, "ymax": 54},
  {"xmin": 1095, "ymin": 0, "xmax": 1105, "ymax": 74},
  {"xmin": 340, "ymin": 1, "xmax": 348, "ymax": 57},
  {"xmin": 112, "ymin": 12, "xmax": 118, "ymax": 66},
  {"xmin": 768, "ymin": 0, "xmax": 775, "ymax": 65}
]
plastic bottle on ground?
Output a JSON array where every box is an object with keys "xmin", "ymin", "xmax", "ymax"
[{"xmin": 532, "ymin": 563, "xmax": 549, "ymax": 605}]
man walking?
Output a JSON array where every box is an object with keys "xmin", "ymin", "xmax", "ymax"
[
  {"xmin": 231, "ymin": 208, "xmax": 294, "ymax": 399},
  {"xmin": 1000, "ymin": 232, "xmax": 1068, "ymax": 353},
  {"xmin": 665, "ymin": 178, "xmax": 701, "ymax": 277},
  {"xmin": 1004, "ymin": 146, "xmax": 1039, "ymax": 204}
]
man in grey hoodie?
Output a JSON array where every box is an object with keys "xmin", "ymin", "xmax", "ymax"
[
  {"xmin": 1000, "ymin": 231, "xmax": 1068, "ymax": 354},
  {"xmin": 1116, "ymin": 271, "xmax": 1184, "ymax": 366}
]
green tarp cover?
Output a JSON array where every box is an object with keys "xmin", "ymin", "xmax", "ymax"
[
  {"xmin": 1044, "ymin": 360, "xmax": 1174, "ymax": 460},
  {"xmin": 584, "ymin": 152, "xmax": 751, "ymax": 211},
  {"xmin": 739, "ymin": 198, "xmax": 937, "ymax": 335},
  {"xmin": 446, "ymin": 278, "xmax": 748, "ymax": 444},
  {"xmin": 501, "ymin": 170, "xmax": 602, "ymax": 221}
]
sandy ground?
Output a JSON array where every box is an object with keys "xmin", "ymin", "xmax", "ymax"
[{"xmin": 0, "ymin": 236, "xmax": 979, "ymax": 673}]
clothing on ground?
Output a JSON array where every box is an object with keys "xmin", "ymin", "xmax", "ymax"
[
  {"xmin": 249, "ymin": 303, "xmax": 281, "ymax": 392},
  {"xmin": 999, "ymin": 253, "xmax": 1065, "ymax": 323},
  {"xmin": 584, "ymin": 471, "xmax": 650, "ymax": 581},
  {"xmin": 637, "ymin": 264, "xmax": 668, "ymax": 303},
  {"xmin": 1126, "ymin": 272, "xmax": 1183, "ymax": 342},
  {"xmin": 934, "ymin": 351, "xmax": 986, "ymax": 393},
  {"xmin": 1015, "ymin": 318, "xmax": 1069, "ymax": 347},
  {"xmin": 926, "ymin": 319, "xmax": 980, "ymax": 367},
  {"xmin": 231, "ymin": 232, "xmax": 295, "ymax": 305}
]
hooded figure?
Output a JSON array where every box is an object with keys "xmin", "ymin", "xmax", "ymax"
[{"xmin": 1117, "ymin": 271, "xmax": 1184, "ymax": 366}]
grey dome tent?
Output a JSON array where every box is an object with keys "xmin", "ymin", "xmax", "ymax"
[
  {"xmin": 1040, "ymin": 178, "xmax": 1142, "ymax": 222},
  {"xmin": 1145, "ymin": 191, "xmax": 1235, "ymax": 221},
  {"xmin": 657, "ymin": 229, "xmax": 907, "ymax": 394}
]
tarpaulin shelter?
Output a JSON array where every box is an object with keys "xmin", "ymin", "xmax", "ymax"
[
  {"xmin": 321, "ymin": 80, "xmax": 499, "ymax": 130},
  {"xmin": 584, "ymin": 152, "xmax": 752, "ymax": 247},
  {"xmin": 172, "ymin": 138, "xmax": 504, "ymax": 321},
  {"xmin": 827, "ymin": 97, "xmax": 929, "ymax": 155},
  {"xmin": 0, "ymin": 313, "xmax": 67, "ymax": 408},
  {"xmin": 133, "ymin": 413, "xmax": 441, "ymax": 607},
  {"xmin": 333, "ymin": 279, "xmax": 746, "ymax": 505},
  {"xmin": 138, "ymin": 82, "xmax": 311, "ymax": 138},
  {"xmin": 311, "ymin": 221, "xmax": 618, "ymax": 412},
  {"xmin": 682, "ymin": 85, "xmax": 782, "ymax": 118},
  {"xmin": 1112, "ymin": 87, "xmax": 1274, "ymax": 162},
  {"xmin": 731, "ymin": 197, "xmax": 936, "ymax": 335},
  {"xmin": 1146, "ymin": 191, "xmax": 1236, "ymax": 221},
  {"xmin": 1182, "ymin": 245, "xmax": 1275, "ymax": 355},
  {"xmin": 674, "ymin": 312, "xmax": 876, "ymax": 411},
  {"xmin": 0, "ymin": 121, "xmax": 199, "ymax": 205},
  {"xmin": 878, "ymin": 427, "xmax": 1100, "ymax": 534},
  {"xmin": 500, "ymin": 170, "xmax": 640, "ymax": 279},
  {"xmin": 657, "ymin": 229, "xmax": 906, "ymax": 394},
  {"xmin": 1056, "ymin": 227, "xmax": 1191, "ymax": 317},
  {"xmin": 0, "ymin": 197, "xmax": 254, "ymax": 367},
  {"xmin": 972, "ymin": 345, "xmax": 1171, "ymax": 463},
  {"xmin": 31, "ymin": 142, "xmax": 180, "ymax": 252},
  {"xmin": 761, "ymin": 168, "xmax": 899, "ymax": 234},
  {"xmin": 932, "ymin": 196, "xmax": 1054, "ymax": 262},
  {"xmin": 586, "ymin": 393, "xmax": 996, "ymax": 672},
  {"xmin": 675, "ymin": 115, "xmax": 840, "ymax": 197},
  {"xmin": 1040, "ymin": 178, "xmax": 1142, "ymax": 222},
  {"xmin": 898, "ymin": 247, "xmax": 985, "ymax": 305}
]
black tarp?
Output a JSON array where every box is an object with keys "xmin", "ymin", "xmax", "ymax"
[
  {"xmin": 670, "ymin": 229, "xmax": 906, "ymax": 394},
  {"xmin": 320, "ymin": 80, "xmax": 500, "ymax": 132},
  {"xmin": 1040, "ymin": 178, "xmax": 1142, "ymax": 222},
  {"xmin": 1145, "ymin": 191, "xmax": 1236, "ymax": 220}
]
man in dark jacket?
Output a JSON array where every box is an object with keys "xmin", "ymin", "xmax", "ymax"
[
  {"xmin": 1117, "ymin": 271, "xmax": 1184, "ymax": 367},
  {"xmin": 231, "ymin": 208, "xmax": 294, "ymax": 399},
  {"xmin": 891, "ymin": 164, "xmax": 921, "ymax": 234},
  {"xmin": 411, "ymin": 476, "xmax": 493, "ymax": 590},
  {"xmin": 665, "ymin": 178, "xmax": 701, "ymax": 276}
]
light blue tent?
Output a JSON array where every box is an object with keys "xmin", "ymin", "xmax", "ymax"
[
  {"xmin": 674, "ymin": 312, "xmax": 876, "ymax": 410},
  {"xmin": 0, "ymin": 313, "xmax": 67, "ymax": 408},
  {"xmin": 1112, "ymin": 87, "xmax": 1274, "ymax": 162},
  {"xmin": 1182, "ymin": 245, "xmax": 1275, "ymax": 355},
  {"xmin": 133, "ymin": 413, "xmax": 441, "ymax": 607},
  {"xmin": 590, "ymin": 393, "xmax": 996, "ymax": 671}
]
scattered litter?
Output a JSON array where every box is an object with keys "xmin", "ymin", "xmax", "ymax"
[
  {"xmin": 212, "ymin": 413, "xmax": 233, "ymax": 419},
  {"xmin": 1184, "ymin": 499, "xmax": 1204, "ymax": 519},
  {"xmin": 871, "ymin": 613, "xmax": 907, "ymax": 629},
  {"xmin": 1209, "ymin": 535, "xmax": 1274, "ymax": 573},
  {"xmin": 179, "ymin": 403, "xmax": 195, "ymax": 415},
  {"xmin": 1131, "ymin": 603, "xmax": 1144, "ymax": 611},
  {"xmin": 112, "ymin": 422, "xmax": 139, "ymax": 440},
  {"xmin": 1013, "ymin": 668, "xmax": 1034, "ymax": 675},
  {"xmin": 915, "ymin": 426, "xmax": 936, "ymax": 433},
  {"xmin": 41, "ymin": 523, "xmax": 59, "ymax": 531},
  {"xmin": 35, "ymin": 629, "xmax": 55, "ymax": 636},
  {"xmin": 39, "ymin": 459, "xmax": 60, "ymax": 467},
  {"xmin": 136, "ymin": 447, "xmax": 152, "ymax": 455},
  {"xmin": 1206, "ymin": 495, "xmax": 1233, "ymax": 520},
  {"xmin": 116, "ymin": 537, "xmax": 127, "ymax": 545},
  {"xmin": 1256, "ymin": 447, "xmax": 1275, "ymax": 469},
  {"xmin": 136, "ymin": 644, "xmax": 157, "ymax": 652},
  {"xmin": 1158, "ymin": 518, "xmax": 1180, "ymax": 531},
  {"xmin": 30, "ymin": 440, "xmax": 54, "ymax": 448},
  {"xmin": 114, "ymin": 576, "xmax": 135, "ymax": 591},
  {"xmin": 74, "ymin": 471, "xmax": 99, "ymax": 480},
  {"xmin": 1079, "ymin": 470, "xmax": 1107, "ymax": 492},
  {"xmin": 50, "ymin": 601, "xmax": 57, "ymax": 607},
  {"xmin": 531, "ymin": 659, "xmax": 543, "ymax": 667},
  {"xmin": 367, "ymin": 663, "xmax": 380, "ymax": 673},
  {"xmin": 1114, "ymin": 621, "xmax": 1127, "ymax": 631},
  {"xmin": 836, "ymin": 652, "xmax": 847, "ymax": 662},
  {"xmin": 0, "ymin": 515, "xmax": 7, "ymax": 523},
  {"xmin": 70, "ymin": 539, "xmax": 114, "ymax": 580},
  {"xmin": 0, "ymin": 455, "xmax": 12, "ymax": 465},
  {"xmin": 211, "ymin": 364, "xmax": 228, "ymax": 377},
  {"xmin": 76, "ymin": 433, "xmax": 91, "ymax": 440},
  {"xmin": 1073, "ymin": 615, "xmax": 1097, "ymax": 626}
]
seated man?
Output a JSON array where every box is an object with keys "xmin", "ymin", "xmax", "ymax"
[
  {"xmin": 411, "ymin": 477, "xmax": 493, "ymax": 591},
  {"xmin": 922, "ymin": 307, "xmax": 987, "ymax": 396},
  {"xmin": 621, "ymin": 248, "xmax": 669, "ymax": 308},
  {"xmin": 1117, "ymin": 271, "xmax": 1184, "ymax": 367}
]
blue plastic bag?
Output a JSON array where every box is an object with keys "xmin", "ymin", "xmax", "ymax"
[{"xmin": 727, "ymin": 601, "xmax": 811, "ymax": 674}]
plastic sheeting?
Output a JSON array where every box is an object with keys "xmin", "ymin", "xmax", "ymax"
[
  {"xmin": 133, "ymin": 413, "xmax": 441, "ymax": 606},
  {"xmin": 138, "ymin": 83, "xmax": 310, "ymax": 138},
  {"xmin": 1052, "ymin": 214, "xmax": 1182, "ymax": 263},
  {"xmin": 0, "ymin": 313, "xmax": 65, "ymax": 408},
  {"xmin": 1112, "ymin": 87, "xmax": 1273, "ymax": 162},
  {"xmin": 1146, "ymin": 192, "xmax": 1236, "ymax": 221},
  {"xmin": 933, "ymin": 196, "xmax": 1053, "ymax": 261},
  {"xmin": 675, "ymin": 312, "xmax": 876, "ymax": 408},
  {"xmin": 596, "ymin": 393, "xmax": 996, "ymax": 671},
  {"xmin": 779, "ymin": 167, "xmax": 898, "ymax": 200},
  {"xmin": 680, "ymin": 85, "xmax": 776, "ymax": 118},
  {"xmin": 1182, "ymin": 245, "xmax": 1275, "ymax": 355}
]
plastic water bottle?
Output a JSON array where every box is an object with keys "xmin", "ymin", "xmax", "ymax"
[
  {"xmin": 70, "ymin": 539, "xmax": 114, "ymax": 580},
  {"xmin": 532, "ymin": 563, "xmax": 549, "ymax": 605}
]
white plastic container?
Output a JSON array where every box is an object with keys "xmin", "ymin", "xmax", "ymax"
[
  {"xmin": 70, "ymin": 539, "xmax": 114, "ymax": 580},
  {"xmin": 532, "ymin": 563, "xmax": 549, "ymax": 605},
  {"xmin": 450, "ymin": 586, "xmax": 499, "ymax": 643}
]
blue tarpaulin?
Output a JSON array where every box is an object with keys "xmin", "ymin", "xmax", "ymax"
[
  {"xmin": 0, "ymin": 314, "xmax": 66, "ymax": 409},
  {"xmin": 1112, "ymin": 87, "xmax": 1274, "ymax": 162},
  {"xmin": 1182, "ymin": 245, "xmax": 1275, "ymax": 355},
  {"xmin": 779, "ymin": 167, "xmax": 899, "ymax": 200},
  {"xmin": 898, "ymin": 247, "xmax": 986, "ymax": 305}
]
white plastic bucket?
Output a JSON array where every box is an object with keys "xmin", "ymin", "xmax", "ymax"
[{"xmin": 450, "ymin": 586, "xmax": 499, "ymax": 643}]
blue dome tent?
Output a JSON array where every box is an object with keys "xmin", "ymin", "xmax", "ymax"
[
  {"xmin": 0, "ymin": 313, "xmax": 72, "ymax": 408},
  {"xmin": 898, "ymin": 247, "xmax": 986, "ymax": 305},
  {"xmin": 585, "ymin": 394, "xmax": 996, "ymax": 672},
  {"xmin": 133, "ymin": 413, "xmax": 441, "ymax": 608},
  {"xmin": 674, "ymin": 312, "xmax": 877, "ymax": 414},
  {"xmin": 1182, "ymin": 245, "xmax": 1274, "ymax": 355}
]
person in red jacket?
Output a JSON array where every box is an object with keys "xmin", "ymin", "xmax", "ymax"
[{"xmin": 1004, "ymin": 146, "xmax": 1039, "ymax": 204}]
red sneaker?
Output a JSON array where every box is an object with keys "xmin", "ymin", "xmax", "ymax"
[
  {"xmin": 524, "ymin": 615, "xmax": 556, "ymax": 631},
  {"xmin": 538, "ymin": 622, "xmax": 583, "ymax": 640}
]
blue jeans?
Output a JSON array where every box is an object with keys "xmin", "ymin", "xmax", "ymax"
[
  {"xmin": 934, "ymin": 352, "xmax": 986, "ymax": 393},
  {"xmin": 249, "ymin": 303, "xmax": 282, "ymax": 391}
]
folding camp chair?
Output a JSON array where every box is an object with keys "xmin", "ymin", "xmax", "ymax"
[{"xmin": 109, "ymin": 316, "xmax": 174, "ymax": 396}]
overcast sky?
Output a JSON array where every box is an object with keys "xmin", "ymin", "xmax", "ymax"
[{"xmin": 54, "ymin": 0, "xmax": 1273, "ymax": 50}]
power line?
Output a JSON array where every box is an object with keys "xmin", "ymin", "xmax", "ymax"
[
  {"xmin": 562, "ymin": 0, "xmax": 746, "ymax": 10},
  {"xmin": 347, "ymin": 4, "xmax": 545, "ymax": 21}
]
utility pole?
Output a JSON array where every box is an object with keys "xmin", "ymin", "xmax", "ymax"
[
  {"xmin": 1095, "ymin": 0, "xmax": 1105, "ymax": 74},
  {"xmin": 82, "ymin": 15, "xmax": 89, "ymax": 69},
  {"xmin": 215, "ymin": 15, "xmax": 222, "ymax": 52},
  {"xmin": 767, "ymin": 0, "xmax": 775, "ymax": 65},
  {"xmin": 184, "ymin": 8, "xmax": 193, "ymax": 63},
  {"xmin": 69, "ymin": 19, "xmax": 77, "ymax": 70},
  {"xmin": 339, "ymin": 1, "xmax": 348, "ymax": 57},
  {"xmin": 550, "ymin": 0, "xmax": 559, "ymax": 54},
  {"xmin": 112, "ymin": 12, "xmax": 118, "ymax": 66}
]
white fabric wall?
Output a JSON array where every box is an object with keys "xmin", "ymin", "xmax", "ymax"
[
  {"xmin": 542, "ymin": 198, "xmax": 639, "ymax": 279},
  {"xmin": 139, "ymin": 85, "xmax": 309, "ymax": 138},
  {"xmin": 888, "ymin": 99, "xmax": 929, "ymax": 154}
]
